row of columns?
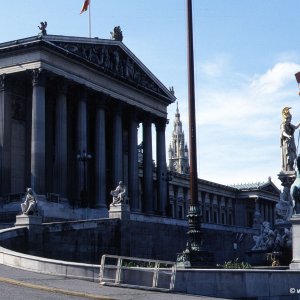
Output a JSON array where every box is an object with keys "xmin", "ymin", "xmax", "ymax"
[{"xmin": 0, "ymin": 70, "xmax": 168, "ymax": 215}]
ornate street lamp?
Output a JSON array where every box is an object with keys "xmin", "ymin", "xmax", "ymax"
[
  {"xmin": 77, "ymin": 150, "xmax": 92, "ymax": 207},
  {"xmin": 177, "ymin": 0, "xmax": 212, "ymax": 267}
]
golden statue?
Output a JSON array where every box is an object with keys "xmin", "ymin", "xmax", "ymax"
[{"xmin": 280, "ymin": 107, "xmax": 300, "ymax": 171}]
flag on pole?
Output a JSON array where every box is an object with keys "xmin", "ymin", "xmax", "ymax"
[{"xmin": 80, "ymin": 0, "xmax": 90, "ymax": 14}]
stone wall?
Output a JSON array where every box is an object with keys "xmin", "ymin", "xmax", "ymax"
[
  {"xmin": 40, "ymin": 218, "xmax": 256, "ymax": 265},
  {"xmin": 42, "ymin": 219, "xmax": 120, "ymax": 264}
]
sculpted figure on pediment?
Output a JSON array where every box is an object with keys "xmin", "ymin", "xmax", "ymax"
[{"xmin": 52, "ymin": 41, "xmax": 165, "ymax": 95}]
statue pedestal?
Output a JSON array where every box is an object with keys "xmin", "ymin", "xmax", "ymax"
[
  {"xmin": 290, "ymin": 215, "xmax": 300, "ymax": 269},
  {"xmin": 15, "ymin": 214, "xmax": 43, "ymax": 256},
  {"xmin": 15, "ymin": 214, "xmax": 42, "ymax": 228},
  {"xmin": 109, "ymin": 203, "xmax": 130, "ymax": 220}
]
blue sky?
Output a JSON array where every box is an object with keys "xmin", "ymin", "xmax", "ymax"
[{"xmin": 1, "ymin": 0, "xmax": 300, "ymax": 188}]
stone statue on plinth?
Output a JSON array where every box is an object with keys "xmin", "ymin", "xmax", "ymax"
[
  {"xmin": 110, "ymin": 181, "xmax": 128, "ymax": 206},
  {"xmin": 15, "ymin": 187, "xmax": 41, "ymax": 228},
  {"xmin": 280, "ymin": 107, "xmax": 300, "ymax": 172},
  {"xmin": 21, "ymin": 188, "xmax": 38, "ymax": 215},
  {"xmin": 109, "ymin": 181, "xmax": 130, "ymax": 219}
]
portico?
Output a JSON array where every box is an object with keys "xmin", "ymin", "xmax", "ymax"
[{"xmin": 0, "ymin": 34, "xmax": 175, "ymax": 216}]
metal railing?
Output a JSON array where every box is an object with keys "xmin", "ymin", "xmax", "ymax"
[
  {"xmin": 46, "ymin": 193, "xmax": 60, "ymax": 203},
  {"xmin": 4, "ymin": 193, "xmax": 25, "ymax": 204},
  {"xmin": 99, "ymin": 254, "xmax": 176, "ymax": 291}
]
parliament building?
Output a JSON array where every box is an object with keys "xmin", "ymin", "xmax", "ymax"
[{"xmin": 0, "ymin": 30, "xmax": 280, "ymax": 262}]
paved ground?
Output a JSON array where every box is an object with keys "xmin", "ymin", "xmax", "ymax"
[{"xmin": 0, "ymin": 264, "xmax": 229, "ymax": 300}]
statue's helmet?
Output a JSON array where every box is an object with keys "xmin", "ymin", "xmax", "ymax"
[{"xmin": 282, "ymin": 107, "xmax": 292, "ymax": 121}]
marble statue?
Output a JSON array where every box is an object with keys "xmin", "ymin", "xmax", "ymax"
[
  {"xmin": 291, "ymin": 154, "xmax": 300, "ymax": 214},
  {"xmin": 280, "ymin": 107, "xmax": 300, "ymax": 172},
  {"xmin": 275, "ymin": 186, "xmax": 294, "ymax": 223},
  {"xmin": 21, "ymin": 188, "xmax": 38, "ymax": 215},
  {"xmin": 110, "ymin": 181, "xmax": 127, "ymax": 206},
  {"xmin": 252, "ymin": 221, "xmax": 275, "ymax": 251}
]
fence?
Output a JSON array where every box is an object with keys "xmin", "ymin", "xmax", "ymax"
[{"xmin": 99, "ymin": 254, "xmax": 176, "ymax": 291}]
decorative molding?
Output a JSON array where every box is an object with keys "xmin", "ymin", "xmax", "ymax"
[{"xmin": 51, "ymin": 41, "xmax": 166, "ymax": 97}]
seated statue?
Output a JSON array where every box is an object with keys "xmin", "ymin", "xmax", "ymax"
[
  {"xmin": 110, "ymin": 181, "xmax": 127, "ymax": 206},
  {"xmin": 21, "ymin": 188, "xmax": 38, "ymax": 215}
]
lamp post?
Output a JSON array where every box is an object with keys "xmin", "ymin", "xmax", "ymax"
[
  {"xmin": 176, "ymin": 0, "xmax": 211, "ymax": 267},
  {"xmin": 77, "ymin": 149, "xmax": 92, "ymax": 207}
]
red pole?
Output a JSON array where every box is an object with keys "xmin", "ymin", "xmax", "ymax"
[{"xmin": 187, "ymin": 0, "xmax": 199, "ymax": 206}]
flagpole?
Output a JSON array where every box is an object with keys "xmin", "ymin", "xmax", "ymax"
[{"xmin": 89, "ymin": 0, "xmax": 91, "ymax": 38}]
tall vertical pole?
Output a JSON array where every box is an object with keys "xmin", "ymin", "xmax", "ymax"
[
  {"xmin": 187, "ymin": 0, "xmax": 198, "ymax": 206},
  {"xmin": 89, "ymin": 0, "xmax": 92, "ymax": 38},
  {"xmin": 177, "ymin": 0, "xmax": 211, "ymax": 267}
]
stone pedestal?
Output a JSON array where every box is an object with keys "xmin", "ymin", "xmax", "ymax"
[
  {"xmin": 109, "ymin": 203, "xmax": 130, "ymax": 220},
  {"xmin": 290, "ymin": 215, "xmax": 300, "ymax": 269},
  {"xmin": 15, "ymin": 214, "xmax": 42, "ymax": 227},
  {"xmin": 15, "ymin": 214, "xmax": 43, "ymax": 256}
]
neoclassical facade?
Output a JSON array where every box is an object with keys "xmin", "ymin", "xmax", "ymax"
[{"xmin": 0, "ymin": 33, "xmax": 175, "ymax": 216}]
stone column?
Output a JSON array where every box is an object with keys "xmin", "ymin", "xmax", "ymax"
[
  {"xmin": 31, "ymin": 69, "xmax": 46, "ymax": 194},
  {"xmin": 95, "ymin": 99, "xmax": 107, "ymax": 214},
  {"xmin": 77, "ymin": 88, "xmax": 87, "ymax": 200},
  {"xmin": 0, "ymin": 75, "xmax": 11, "ymax": 196},
  {"xmin": 143, "ymin": 116, "xmax": 154, "ymax": 214},
  {"xmin": 112, "ymin": 104, "xmax": 123, "ymax": 186},
  {"xmin": 128, "ymin": 110, "xmax": 139, "ymax": 211},
  {"xmin": 53, "ymin": 80, "xmax": 68, "ymax": 197},
  {"xmin": 156, "ymin": 118, "xmax": 168, "ymax": 216}
]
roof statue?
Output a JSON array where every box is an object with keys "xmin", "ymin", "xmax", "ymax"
[
  {"xmin": 110, "ymin": 26, "xmax": 123, "ymax": 42},
  {"xmin": 280, "ymin": 107, "xmax": 300, "ymax": 172},
  {"xmin": 38, "ymin": 21, "xmax": 47, "ymax": 36}
]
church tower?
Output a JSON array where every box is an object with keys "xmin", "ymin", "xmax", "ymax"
[{"xmin": 168, "ymin": 102, "xmax": 189, "ymax": 174}]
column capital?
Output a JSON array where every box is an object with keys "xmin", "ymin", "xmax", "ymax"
[
  {"xmin": 155, "ymin": 117, "xmax": 168, "ymax": 131},
  {"xmin": 112, "ymin": 102, "xmax": 124, "ymax": 114},
  {"xmin": 96, "ymin": 94, "xmax": 109, "ymax": 110},
  {"xmin": 0, "ymin": 74, "xmax": 7, "ymax": 91},
  {"xmin": 128, "ymin": 107, "xmax": 141, "ymax": 122},
  {"xmin": 78, "ymin": 86, "xmax": 88, "ymax": 101},
  {"xmin": 56, "ymin": 78, "xmax": 68, "ymax": 95},
  {"xmin": 142, "ymin": 113, "xmax": 153, "ymax": 124},
  {"xmin": 32, "ymin": 68, "xmax": 46, "ymax": 86}
]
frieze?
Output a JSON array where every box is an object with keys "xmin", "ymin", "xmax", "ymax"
[{"xmin": 51, "ymin": 41, "xmax": 165, "ymax": 97}]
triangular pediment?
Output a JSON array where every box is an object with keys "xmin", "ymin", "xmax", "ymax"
[
  {"xmin": 260, "ymin": 183, "xmax": 280, "ymax": 195},
  {"xmin": 43, "ymin": 36, "xmax": 175, "ymax": 102}
]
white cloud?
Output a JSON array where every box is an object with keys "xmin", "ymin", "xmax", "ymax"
[
  {"xmin": 250, "ymin": 62, "xmax": 300, "ymax": 95},
  {"xmin": 166, "ymin": 61, "xmax": 300, "ymax": 188},
  {"xmin": 199, "ymin": 54, "xmax": 231, "ymax": 78}
]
